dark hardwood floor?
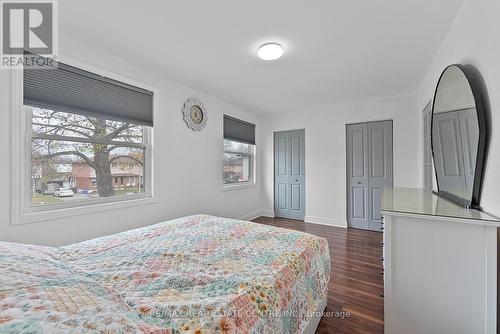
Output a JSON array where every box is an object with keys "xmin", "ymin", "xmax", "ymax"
[{"xmin": 252, "ymin": 217, "xmax": 384, "ymax": 334}]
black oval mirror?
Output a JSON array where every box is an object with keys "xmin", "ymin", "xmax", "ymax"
[{"xmin": 431, "ymin": 64, "xmax": 488, "ymax": 209}]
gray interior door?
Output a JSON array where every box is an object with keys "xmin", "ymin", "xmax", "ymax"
[
  {"xmin": 423, "ymin": 102, "xmax": 433, "ymax": 190},
  {"xmin": 367, "ymin": 121, "xmax": 393, "ymax": 231},
  {"xmin": 432, "ymin": 111, "xmax": 467, "ymax": 193},
  {"xmin": 459, "ymin": 109, "xmax": 479, "ymax": 191},
  {"xmin": 347, "ymin": 121, "xmax": 393, "ymax": 231},
  {"xmin": 274, "ymin": 130, "xmax": 305, "ymax": 220},
  {"xmin": 346, "ymin": 123, "xmax": 369, "ymax": 229}
]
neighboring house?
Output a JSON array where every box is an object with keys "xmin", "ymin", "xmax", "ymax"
[
  {"xmin": 71, "ymin": 162, "xmax": 94, "ymax": 191},
  {"xmin": 72, "ymin": 156, "xmax": 143, "ymax": 191},
  {"xmin": 32, "ymin": 161, "xmax": 72, "ymax": 194},
  {"xmin": 32, "ymin": 156, "xmax": 143, "ymax": 193},
  {"xmin": 110, "ymin": 156, "xmax": 143, "ymax": 188}
]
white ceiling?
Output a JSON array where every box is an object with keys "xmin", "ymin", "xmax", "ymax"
[{"xmin": 60, "ymin": 0, "xmax": 464, "ymax": 114}]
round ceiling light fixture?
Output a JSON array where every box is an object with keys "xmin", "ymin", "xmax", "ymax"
[{"xmin": 257, "ymin": 43, "xmax": 284, "ymax": 60}]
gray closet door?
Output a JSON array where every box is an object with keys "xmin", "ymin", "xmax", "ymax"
[
  {"xmin": 432, "ymin": 112, "xmax": 467, "ymax": 194},
  {"xmin": 422, "ymin": 102, "xmax": 433, "ymax": 190},
  {"xmin": 274, "ymin": 130, "xmax": 305, "ymax": 220},
  {"xmin": 367, "ymin": 121, "xmax": 393, "ymax": 231},
  {"xmin": 459, "ymin": 109, "xmax": 479, "ymax": 191},
  {"xmin": 346, "ymin": 123, "xmax": 369, "ymax": 229},
  {"xmin": 347, "ymin": 121, "xmax": 393, "ymax": 231}
]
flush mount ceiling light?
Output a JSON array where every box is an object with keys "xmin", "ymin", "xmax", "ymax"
[{"xmin": 257, "ymin": 43, "xmax": 284, "ymax": 60}]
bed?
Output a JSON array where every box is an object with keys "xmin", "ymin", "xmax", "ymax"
[{"xmin": 0, "ymin": 215, "xmax": 330, "ymax": 333}]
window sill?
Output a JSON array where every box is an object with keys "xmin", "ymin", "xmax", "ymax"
[
  {"xmin": 12, "ymin": 196, "xmax": 157, "ymax": 226},
  {"xmin": 222, "ymin": 182, "xmax": 257, "ymax": 192}
]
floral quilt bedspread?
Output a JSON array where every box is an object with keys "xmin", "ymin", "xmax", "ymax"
[
  {"xmin": 1, "ymin": 215, "xmax": 330, "ymax": 333},
  {"xmin": 0, "ymin": 241, "xmax": 159, "ymax": 333}
]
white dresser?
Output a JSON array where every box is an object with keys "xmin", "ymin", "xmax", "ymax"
[{"xmin": 382, "ymin": 188, "xmax": 500, "ymax": 334}]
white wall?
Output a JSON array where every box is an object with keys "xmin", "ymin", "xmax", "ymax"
[
  {"xmin": 0, "ymin": 35, "xmax": 261, "ymax": 246},
  {"xmin": 260, "ymin": 95, "xmax": 420, "ymax": 226},
  {"xmin": 10, "ymin": 0, "xmax": 495, "ymax": 245},
  {"xmin": 417, "ymin": 0, "xmax": 500, "ymax": 217}
]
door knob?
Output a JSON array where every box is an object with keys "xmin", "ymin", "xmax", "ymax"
[
  {"xmin": 357, "ymin": 181, "xmax": 362, "ymax": 185},
  {"xmin": 295, "ymin": 179, "xmax": 299, "ymax": 182}
]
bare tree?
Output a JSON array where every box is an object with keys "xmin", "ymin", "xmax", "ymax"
[{"xmin": 31, "ymin": 108, "xmax": 144, "ymax": 197}]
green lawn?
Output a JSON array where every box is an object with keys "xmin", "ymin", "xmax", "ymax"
[
  {"xmin": 32, "ymin": 189, "xmax": 143, "ymax": 204},
  {"xmin": 32, "ymin": 194, "xmax": 63, "ymax": 205}
]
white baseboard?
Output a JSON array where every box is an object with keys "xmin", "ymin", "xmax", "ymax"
[
  {"xmin": 239, "ymin": 211, "xmax": 275, "ymax": 221},
  {"xmin": 239, "ymin": 212, "xmax": 346, "ymax": 228},
  {"xmin": 258, "ymin": 211, "xmax": 275, "ymax": 218},
  {"xmin": 305, "ymin": 215, "xmax": 347, "ymax": 228},
  {"xmin": 239, "ymin": 211, "xmax": 262, "ymax": 221}
]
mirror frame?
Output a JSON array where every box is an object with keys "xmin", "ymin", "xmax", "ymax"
[{"xmin": 431, "ymin": 64, "xmax": 488, "ymax": 209}]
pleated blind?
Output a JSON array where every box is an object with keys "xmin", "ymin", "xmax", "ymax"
[
  {"xmin": 223, "ymin": 115, "xmax": 255, "ymax": 145},
  {"xmin": 24, "ymin": 58, "xmax": 154, "ymax": 126}
]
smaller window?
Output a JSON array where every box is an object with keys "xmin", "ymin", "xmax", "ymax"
[
  {"xmin": 223, "ymin": 140, "xmax": 255, "ymax": 184},
  {"xmin": 223, "ymin": 115, "xmax": 256, "ymax": 186}
]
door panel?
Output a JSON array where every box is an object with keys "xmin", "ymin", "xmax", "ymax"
[
  {"xmin": 277, "ymin": 136, "xmax": 287, "ymax": 175},
  {"xmin": 288, "ymin": 130, "xmax": 305, "ymax": 219},
  {"xmin": 423, "ymin": 102, "xmax": 433, "ymax": 190},
  {"xmin": 291, "ymin": 184, "xmax": 301, "ymax": 211},
  {"xmin": 291, "ymin": 135, "xmax": 301, "ymax": 175},
  {"xmin": 277, "ymin": 183, "xmax": 287, "ymax": 209},
  {"xmin": 370, "ymin": 127, "xmax": 386, "ymax": 177},
  {"xmin": 351, "ymin": 128, "xmax": 366, "ymax": 177},
  {"xmin": 352, "ymin": 187, "xmax": 367, "ymax": 219},
  {"xmin": 432, "ymin": 112, "xmax": 467, "ymax": 194},
  {"xmin": 274, "ymin": 132, "xmax": 290, "ymax": 218},
  {"xmin": 274, "ymin": 130, "xmax": 305, "ymax": 220},
  {"xmin": 347, "ymin": 123, "xmax": 369, "ymax": 229},
  {"xmin": 347, "ymin": 121, "xmax": 393, "ymax": 231},
  {"xmin": 459, "ymin": 109, "xmax": 479, "ymax": 189},
  {"xmin": 371, "ymin": 187, "xmax": 383, "ymax": 221},
  {"xmin": 440, "ymin": 118, "xmax": 462, "ymax": 176},
  {"xmin": 367, "ymin": 121, "xmax": 393, "ymax": 231}
]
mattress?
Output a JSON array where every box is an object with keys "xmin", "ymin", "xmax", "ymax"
[{"xmin": 0, "ymin": 215, "xmax": 330, "ymax": 333}]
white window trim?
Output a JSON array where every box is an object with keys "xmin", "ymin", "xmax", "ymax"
[
  {"xmin": 11, "ymin": 56, "xmax": 157, "ymax": 226},
  {"xmin": 222, "ymin": 181, "xmax": 257, "ymax": 192}
]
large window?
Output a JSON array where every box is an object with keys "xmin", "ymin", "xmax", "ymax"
[
  {"xmin": 21, "ymin": 57, "xmax": 153, "ymax": 212},
  {"xmin": 30, "ymin": 107, "xmax": 149, "ymax": 205},
  {"xmin": 223, "ymin": 115, "xmax": 256, "ymax": 186}
]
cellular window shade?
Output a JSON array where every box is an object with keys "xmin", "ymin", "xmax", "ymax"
[
  {"xmin": 23, "ymin": 60, "xmax": 154, "ymax": 126},
  {"xmin": 223, "ymin": 115, "xmax": 255, "ymax": 145}
]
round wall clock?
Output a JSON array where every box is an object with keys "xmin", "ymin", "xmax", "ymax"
[{"xmin": 182, "ymin": 98, "xmax": 207, "ymax": 131}]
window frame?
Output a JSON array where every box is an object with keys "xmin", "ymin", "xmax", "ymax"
[
  {"xmin": 221, "ymin": 116, "xmax": 257, "ymax": 191},
  {"xmin": 11, "ymin": 56, "xmax": 156, "ymax": 226}
]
